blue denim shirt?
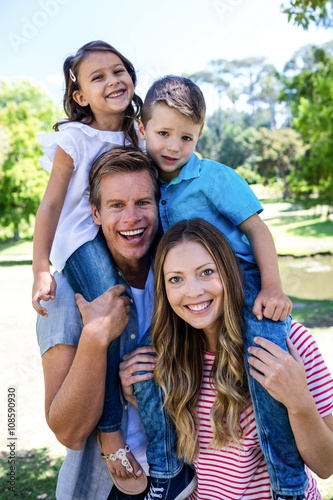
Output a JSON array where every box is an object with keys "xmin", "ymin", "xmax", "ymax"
[
  {"xmin": 36, "ymin": 269, "xmax": 148, "ymax": 499},
  {"xmin": 159, "ymin": 153, "xmax": 263, "ymax": 264}
]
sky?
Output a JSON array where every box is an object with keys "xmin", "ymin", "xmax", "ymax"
[{"xmin": 1, "ymin": 0, "xmax": 333, "ymax": 114}]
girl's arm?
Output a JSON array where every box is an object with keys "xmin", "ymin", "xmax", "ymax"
[
  {"xmin": 32, "ymin": 146, "xmax": 74, "ymax": 316},
  {"xmin": 239, "ymin": 213, "xmax": 292, "ymax": 321},
  {"xmin": 248, "ymin": 336, "xmax": 333, "ymax": 478}
]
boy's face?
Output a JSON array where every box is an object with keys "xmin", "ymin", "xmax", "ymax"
[{"xmin": 139, "ymin": 103, "xmax": 202, "ymax": 183}]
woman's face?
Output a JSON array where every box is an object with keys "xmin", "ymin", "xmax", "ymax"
[{"xmin": 163, "ymin": 240, "xmax": 224, "ymax": 340}]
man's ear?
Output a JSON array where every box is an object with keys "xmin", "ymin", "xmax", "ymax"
[
  {"xmin": 138, "ymin": 119, "xmax": 146, "ymax": 140},
  {"xmin": 91, "ymin": 204, "xmax": 102, "ymax": 225},
  {"xmin": 73, "ymin": 90, "xmax": 89, "ymax": 107}
]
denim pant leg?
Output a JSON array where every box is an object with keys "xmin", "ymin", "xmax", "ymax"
[
  {"xmin": 64, "ymin": 230, "xmax": 123, "ymax": 432},
  {"xmin": 241, "ymin": 262, "xmax": 307, "ymax": 496},
  {"xmin": 132, "ymin": 329, "xmax": 182, "ymax": 479}
]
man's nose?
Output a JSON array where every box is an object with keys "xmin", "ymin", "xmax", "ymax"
[{"xmin": 123, "ymin": 205, "xmax": 141, "ymax": 223}]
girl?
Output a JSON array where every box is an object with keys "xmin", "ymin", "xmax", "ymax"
[
  {"xmin": 31, "ymin": 40, "xmax": 147, "ymax": 495},
  {"xmin": 150, "ymin": 218, "xmax": 333, "ymax": 499}
]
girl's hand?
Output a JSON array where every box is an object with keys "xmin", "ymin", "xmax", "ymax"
[
  {"xmin": 32, "ymin": 272, "xmax": 57, "ymax": 317},
  {"xmin": 248, "ymin": 336, "xmax": 312, "ymax": 413},
  {"xmin": 119, "ymin": 347, "xmax": 156, "ymax": 406}
]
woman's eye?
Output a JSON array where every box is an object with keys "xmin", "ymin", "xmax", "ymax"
[
  {"xmin": 169, "ymin": 276, "xmax": 181, "ymax": 284},
  {"xmin": 202, "ymin": 269, "xmax": 213, "ymax": 277}
]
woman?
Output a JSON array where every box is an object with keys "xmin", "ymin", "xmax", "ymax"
[{"xmin": 120, "ymin": 218, "xmax": 333, "ymax": 499}]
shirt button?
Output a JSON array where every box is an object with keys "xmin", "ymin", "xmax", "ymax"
[
  {"xmin": 130, "ymin": 334, "xmax": 136, "ymax": 340},
  {"xmin": 124, "ymin": 404, "xmax": 128, "ymax": 410},
  {"xmin": 161, "ymin": 200, "xmax": 167, "ymax": 205},
  {"xmin": 129, "ymin": 298, "xmax": 134, "ymax": 304}
]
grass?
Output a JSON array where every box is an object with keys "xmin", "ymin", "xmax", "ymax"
[{"xmin": 0, "ymin": 448, "xmax": 62, "ymax": 499}]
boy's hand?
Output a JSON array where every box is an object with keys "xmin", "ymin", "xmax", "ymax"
[
  {"xmin": 253, "ymin": 286, "xmax": 292, "ymax": 321},
  {"xmin": 32, "ymin": 272, "xmax": 57, "ymax": 317}
]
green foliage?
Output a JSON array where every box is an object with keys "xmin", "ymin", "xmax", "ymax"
[
  {"xmin": 0, "ymin": 448, "xmax": 62, "ymax": 498},
  {"xmin": 0, "ymin": 80, "xmax": 59, "ymax": 239},
  {"xmin": 245, "ymin": 127, "xmax": 307, "ymax": 198},
  {"xmin": 282, "ymin": 0, "xmax": 333, "ymax": 29},
  {"xmin": 281, "ymin": 47, "xmax": 333, "ymax": 210},
  {"xmin": 199, "ymin": 110, "xmax": 256, "ymax": 168},
  {"xmin": 235, "ymin": 165, "xmax": 262, "ymax": 185}
]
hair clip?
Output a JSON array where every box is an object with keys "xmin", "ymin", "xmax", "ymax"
[{"xmin": 69, "ymin": 68, "xmax": 76, "ymax": 83}]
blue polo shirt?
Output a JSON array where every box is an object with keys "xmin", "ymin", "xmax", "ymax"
[{"xmin": 159, "ymin": 153, "xmax": 263, "ymax": 264}]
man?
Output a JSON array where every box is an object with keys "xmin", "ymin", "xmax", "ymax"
[{"xmin": 36, "ymin": 147, "xmax": 195, "ymax": 499}]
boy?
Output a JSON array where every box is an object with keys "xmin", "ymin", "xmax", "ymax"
[{"xmin": 138, "ymin": 75, "xmax": 306, "ymax": 500}]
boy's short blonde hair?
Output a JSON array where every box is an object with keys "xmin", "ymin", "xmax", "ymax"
[{"xmin": 141, "ymin": 75, "xmax": 206, "ymax": 130}]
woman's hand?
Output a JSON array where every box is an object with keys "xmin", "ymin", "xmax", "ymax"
[
  {"xmin": 248, "ymin": 336, "xmax": 312, "ymax": 413},
  {"xmin": 119, "ymin": 346, "xmax": 156, "ymax": 407}
]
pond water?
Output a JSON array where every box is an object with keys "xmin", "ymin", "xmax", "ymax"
[{"xmin": 278, "ymin": 255, "xmax": 333, "ymax": 300}]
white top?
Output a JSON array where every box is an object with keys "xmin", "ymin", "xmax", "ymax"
[
  {"xmin": 37, "ymin": 121, "xmax": 144, "ymax": 271},
  {"xmin": 189, "ymin": 321, "xmax": 333, "ymax": 499}
]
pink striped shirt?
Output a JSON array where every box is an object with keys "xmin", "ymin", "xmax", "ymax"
[{"xmin": 189, "ymin": 322, "xmax": 333, "ymax": 499}]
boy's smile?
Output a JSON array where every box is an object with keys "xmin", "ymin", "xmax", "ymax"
[{"xmin": 139, "ymin": 103, "xmax": 202, "ymax": 183}]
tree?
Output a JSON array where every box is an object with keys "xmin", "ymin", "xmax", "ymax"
[
  {"xmin": 280, "ymin": 47, "xmax": 333, "ymax": 210},
  {"xmin": 199, "ymin": 109, "xmax": 254, "ymax": 168},
  {"xmin": 283, "ymin": 0, "xmax": 333, "ymax": 29},
  {"xmin": 0, "ymin": 80, "xmax": 59, "ymax": 239},
  {"xmin": 245, "ymin": 127, "xmax": 307, "ymax": 198}
]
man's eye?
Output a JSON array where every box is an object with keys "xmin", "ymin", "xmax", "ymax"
[{"xmin": 182, "ymin": 136, "xmax": 192, "ymax": 142}]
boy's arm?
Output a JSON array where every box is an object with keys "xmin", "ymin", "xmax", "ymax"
[
  {"xmin": 32, "ymin": 146, "xmax": 74, "ymax": 316},
  {"xmin": 239, "ymin": 213, "xmax": 292, "ymax": 321}
]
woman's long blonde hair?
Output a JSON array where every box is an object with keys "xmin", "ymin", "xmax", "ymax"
[{"xmin": 152, "ymin": 219, "xmax": 248, "ymax": 462}]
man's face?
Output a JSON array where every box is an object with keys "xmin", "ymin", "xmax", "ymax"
[{"xmin": 91, "ymin": 171, "xmax": 159, "ymax": 268}]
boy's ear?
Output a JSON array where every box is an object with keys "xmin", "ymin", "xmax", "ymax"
[
  {"xmin": 73, "ymin": 90, "xmax": 89, "ymax": 107},
  {"xmin": 91, "ymin": 204, "xmax": 102, "ymax": 225},
  {"xmin": 138, "ymin": 119, "xmax": 146, "ymax": 140}
]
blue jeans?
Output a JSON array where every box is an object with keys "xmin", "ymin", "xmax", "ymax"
[
  {"xmin": 241, "ymin": 261, "xmax": 307, "ymax": 496},
  {"xmin": 64, "ymin": 230, "xmax": 122, "ymax": 432},
  {"xmin": 134, "ymin": 329, "xmax": 183, "ymax": 479}
]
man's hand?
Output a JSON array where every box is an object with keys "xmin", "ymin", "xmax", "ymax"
[
  {"xmin": 252, "ymin": 287, "xmax": 292, "ymax": 321},
  {"xmin": 32, "ymin": 271, "xmax": 57, "ymax": 317},
  {"xmin": 119, "ymin": 346, "xmax": 156, "ymax": 406},
  {"xmin": 76, "ymin": 285, "xmax": 130, "ymax": 347}
]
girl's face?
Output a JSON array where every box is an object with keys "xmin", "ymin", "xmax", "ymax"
[
  {"xmin": 73, "ymin": 51, "xmax": 135, "ymax": 130},
  {"xmin": 163, "ymin": 240, "xmax": 224, "ymax": 343}
]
